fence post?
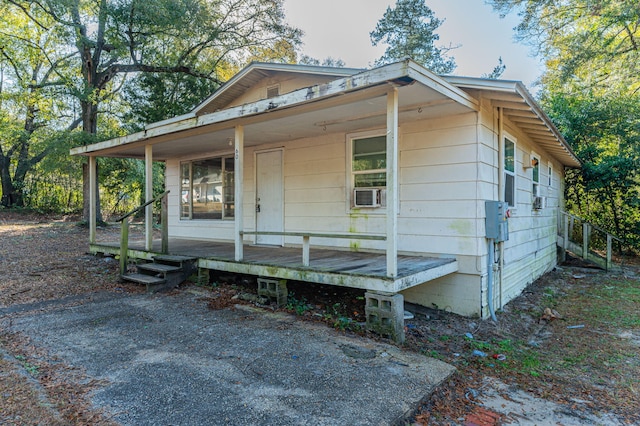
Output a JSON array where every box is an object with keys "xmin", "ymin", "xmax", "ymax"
[
  {"xmin": 161, "ymin": 194, "xmax": 168, "ymax": 254},
  {"xmin": 582, "ymin": 223, "xmax": 590, "ymax": 260},
  {"xmin": 606, "ymin": 234, "xmax": 613, "ymax": 271},
  {"xmin": 561, "ymin": 213, "xmax": 569, "ymax": 262},
  {"xmin": 120, "ymin": 219, "xmax": 129, "ymax": 275}
]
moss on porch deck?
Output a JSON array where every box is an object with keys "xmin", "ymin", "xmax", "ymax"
[{"xmin": 91, "ymin": 238, "xmax": 458, "ymax": 293}]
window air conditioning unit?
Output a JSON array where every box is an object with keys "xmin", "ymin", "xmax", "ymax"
[
  {"xmin": 353, "ymin": 188, "xmax": 380, "ymax": 207},
  {"xmin": 533, "ymin": 196, "xmax": 546, "ymax": 210}
]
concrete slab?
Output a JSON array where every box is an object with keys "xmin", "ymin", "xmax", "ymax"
[{"xmin": 4, "ymin": 288, "xmax": 454, "ymax": 425}]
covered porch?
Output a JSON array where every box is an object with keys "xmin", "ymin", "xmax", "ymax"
[{"xmin": 91, "ymin": 236, "xmax": 458, "ymax": 294}]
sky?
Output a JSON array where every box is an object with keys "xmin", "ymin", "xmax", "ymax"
[{"xmin": 283, "ymin": 0, "xmax": 543, "ymax": 89}]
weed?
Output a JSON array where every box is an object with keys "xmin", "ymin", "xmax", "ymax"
[
  {"xmin": 439, "ymin": 335, "xmax": 451, "ymax": 342},
  {"xmin": 285, "ymin": 293, "xmax": 312, "ymax": 315},
  {"xmin": 422, "ymin": 349, "xmax": 442, "ymax": 360},
  {"xmin": 15, "ymin": 355, "xmax": 39, "ymax": 377},
  {"xmin": 324, "ymin": 302, "xmax": 361, "ymax": 331}
]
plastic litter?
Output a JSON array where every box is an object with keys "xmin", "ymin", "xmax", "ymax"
[
  {"xmin": 464, "ymin": 332, "xmax": 474, "ymax": 339},
  {"xmin": 472, "ymin": 349, "xmax": 487, "ymax": 357},
  {"xmin": 403, "ymin": 310, "xmax": 414, "ymax": 320},
  {"xmin": 405, "ymin": 323, "xmax": 416, "ymax": 329},
  {"xmin": 492, "ymin": 354, "xmax": 507, "ymax": 361},
  {"xmin": 567, "ymin": 324, "xmax": 585, "ymax": 329}
]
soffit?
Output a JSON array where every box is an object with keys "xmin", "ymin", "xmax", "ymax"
[{"xmin": 445, "ymin": 76, "xmax": 581, "ymax": 168}]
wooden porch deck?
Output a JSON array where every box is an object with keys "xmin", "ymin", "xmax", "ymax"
[{"xmin": 91, "ymin": 238, "xmax": 458, "ymax": 293}]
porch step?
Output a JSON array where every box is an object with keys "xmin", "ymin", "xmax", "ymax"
[
  {"xmin": 137, "ymin": 263, "xmax": 182, "ymax": 274},
  {"xmin": 153, "ymin": 255, "xmax": 197, "ymax": 266},
  {"xmin": 121, "ymin": 273, "xmax": 166, "ymax": 286},
  {"xmin": 120, "ymin": 255, "xmax": 198, "ymax": 293}
]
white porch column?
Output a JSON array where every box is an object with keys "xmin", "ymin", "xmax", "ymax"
[
  {"xmin": 386, "ymin": 87, "xmax": 399, "ymax": 278},
  {"xmin": 234, "ymin": 126, "xmax": 244, "ymax": 261},
  {"xmin": 145, "ymin": 144, "xmax": 153, "ymax": 251},
  {"xmin": 89, "ymin": 156, "xmax": 97, "ymax": 244}
]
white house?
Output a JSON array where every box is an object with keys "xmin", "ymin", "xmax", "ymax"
[{"xmin": 71, "ymin": 59, "xmax": 580, "ymax": 338}]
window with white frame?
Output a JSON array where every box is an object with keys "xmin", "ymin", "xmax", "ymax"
[
  {"xmin": 180, "ymin": 156, "xmax": 234, "ymax": 220},
  {"xmin": 504, "ymin": 137, "xmax": 516, "ymax": 207},
  {"xmin": 531, "ymin": 154, "xmax": 541, "ymax": 196},
  {"xmin": 351, "ymin": 134, "xmax": 386, "ymax": 187},
  {"xmin": 348, "ymin": 132, "xmax": 386, "ymax": 208}
]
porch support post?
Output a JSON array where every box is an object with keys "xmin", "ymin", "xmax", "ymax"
[
  {"xmin": 386, "ymin": 86, "xmax": 399, "ymax": 278},
  {"xmin": 234, "ymin": 125, "xmax": 244, "ymax": 261},
  {"xmin": 89, "ymin": 156, "xmax": 97, "ymax": 244},
  {"xmin": 145, "ymin": 144, "xmax": 153, "ymax": 251}
]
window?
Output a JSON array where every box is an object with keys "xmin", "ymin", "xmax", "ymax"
[
  {"xmin": 547, "ymin": 162, "xmax": 553, "ymax": 187},
  {"xmin": 532, "ymin": 154, "xmax": 540, "ymax": 196},
  {"xmin": 352, "ymin": 135, "xmax": 386, "ymax": 188},
  {"xmin": 504, "ymin": 137, "xmax": 515, "ymax": 207},
  {"xmin": 180, "ymin": 157, "xmax": 234, "ymax": 220}
]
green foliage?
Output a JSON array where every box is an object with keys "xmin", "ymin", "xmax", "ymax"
[
  {"xmin": 370, "ymin": 0, "xmax": 456, "ymax": 73},
  {"xmin": 487, "ymin": 0, "xmax": 640, "ymax": 94},
  {"xmin": 1, "ymin": 0, "xmax": 302, "ymax": 214},
  {"xmin": 286, "ymin": 293, "xmax": 312, "ymax": 316},
  {"xmin": 543, "ymin": 92, "xmax": 640, "ymax": 248}
]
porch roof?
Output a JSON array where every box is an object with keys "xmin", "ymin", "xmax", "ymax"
[
  {"xmin": 70, "ymin": 59, "xmax": 478, "ymax": 160},
  {"xmin": 70, "ymin": 59, "xmax": 580, "ymax": 169}
]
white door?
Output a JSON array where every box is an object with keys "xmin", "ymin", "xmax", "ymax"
[{"xmin": 255, "ymin": 150, "xmax": 284, "ymax": 245}]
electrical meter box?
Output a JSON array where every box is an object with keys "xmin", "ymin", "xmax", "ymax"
[{"xmin": 485, "ymin": 200, "xmax": 509, "ymax": 242}]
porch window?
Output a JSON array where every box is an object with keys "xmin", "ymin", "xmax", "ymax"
[
  {"xmin": 180, "ymin": 157, "xmax": 234, "ymax": 220},
  {"xmin": 352, "ymin": 135, "xmax": 386, "ymax": 188},
  {"xmin": 504, "ymin": 137, "xmax": 516, "ymax": 207}
]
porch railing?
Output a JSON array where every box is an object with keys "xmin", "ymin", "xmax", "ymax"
[
  {"xmin": 558, "ymin": 211, "xmax": 623, "ymax": 271},
  {"xmin": 116, "ymin": 190, "xmax": 170, "ymax": 275},
  {"xmin": 240, "ymin": 231, "xmax": 386, "ymax": 267}
]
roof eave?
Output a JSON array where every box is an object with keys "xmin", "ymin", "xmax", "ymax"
[{"xmin": 71, "ymin": 60, "xmax": 479, "ymax": 157}]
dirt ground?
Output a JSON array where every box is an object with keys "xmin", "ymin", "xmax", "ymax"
[{"xmin": 1, "ymin": 211, "xmax": 639, "ymax": 425}]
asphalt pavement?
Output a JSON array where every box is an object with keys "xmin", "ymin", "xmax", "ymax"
[{"xmin": 3, "ymin": 287, "xmax": 454, "ymax": 425}]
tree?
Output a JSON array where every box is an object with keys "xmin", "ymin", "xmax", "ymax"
[
  {"xmin": 5, "ymin": 0, "xmax": 301, "ymax": 219},
  {"xmin": 370, "ymin": 0, "xmax": 456, "ymax": 73},
  {"xmin": 487, "ymin": 0, "xmax": 640, "ymax": 94},
  {"xmin": 488, "ymin": 0, "xmax": 640, "ymax": 250},
  {"xmin": 481, "ymin": 57, "xmax": 506, "ymax": 79},
  {"xmin": 543, "ymin": 92, "xmax": 640, "ymax": 247},
  {"xmin": 0, "ymin": 4, "xmax": 80, "ymax": 207}
]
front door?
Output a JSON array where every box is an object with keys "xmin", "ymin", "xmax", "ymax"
[{"xmin": 255, "ymin": 149, "xmax": 284, "ymax": 245}]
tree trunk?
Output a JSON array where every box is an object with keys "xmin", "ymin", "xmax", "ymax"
[
  {"xmin": 81, "ymin": 97, "xmax": 102, "ymax": 222},
  {"xmin": 0, "ymin": 157, "xmax": 20, "ymax": 207}
]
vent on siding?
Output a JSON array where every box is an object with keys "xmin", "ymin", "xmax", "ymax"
[
  {"xmin": 353, "ymin": 188, "xmax": 380, "ymax": 208},
  {"xmin": 266, "ymin": 85, "xmax": 280, "ymax": 98}
]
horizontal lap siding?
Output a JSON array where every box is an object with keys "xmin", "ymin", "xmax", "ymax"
[
  {"xmin": 482, "ymin": 120, "xmax": 563, "ymax": 317},
  {"xmin": 398, "ymin": 114, "xmax": 483, "ymax": 259}
]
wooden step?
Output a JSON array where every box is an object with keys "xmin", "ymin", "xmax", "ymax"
[
  {"xmin": 153, "ymin": 254, "xmax": 197, "ymax": 263},
  {"xmin": 137, "ymin": 263, "xmax": 182, "ymax": 274},
  {"xmin": 121, "ymin": 273, "xmax": 166, "ymax": 286}
]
